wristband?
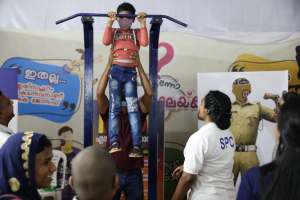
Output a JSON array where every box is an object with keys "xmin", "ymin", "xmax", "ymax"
[{"xmin": 271, "ymin": 94, "xmax": 280, "ymax": 101}]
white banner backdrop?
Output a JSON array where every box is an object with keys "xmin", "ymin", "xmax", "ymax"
[
  {"xmin": 0, "ymin": 28, "xmax": 298, "ymax": 198},
  {"xmin": 1, "ymin": 0, "xmax": 300, "ymax": 44},
  {"xmin": 197, "ymin": 71, "xmax": 288, "ymax": 191}
]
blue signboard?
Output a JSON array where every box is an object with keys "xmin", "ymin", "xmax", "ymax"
[{"xmin": 2, "ymin": 58, "xmax": 81, "ymax": 123}]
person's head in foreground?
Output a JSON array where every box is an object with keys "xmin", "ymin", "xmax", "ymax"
[
  {"xmin": 273, "ymin": 91, "xmax": 300, "ymax": 120},
  {"xmin": 69, "ymin": 146, "xmax": 118, "ymax": 200},
  {"xmin": 274, "ymin": 91, "xmax": 300, "ymax": 142},
  {"xmin": 273, "ymin": 91, "xmax": 300, "ymax": 143},
  {"xmin": 260, "ymin": 95, "xmax": 300, "ymax": 200},
  {"xmin": 0, "ymin": 90, "xmax": 15, "ymax": 127},
  {"xmin": 0, "ymin": 132, "xmax": 56, "ymax": 200},
  {"xmin": 198, "ymin": 90, "xmax": 232, "ymax": 130}
]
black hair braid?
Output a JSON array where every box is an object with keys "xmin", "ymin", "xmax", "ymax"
[
  {"xmin": 206, "ymin": 93, "xmax": 221, "ymax": 121},
  {"xmin": 205, "ymin": 90, "xmax": 232, "ymax": 130}
]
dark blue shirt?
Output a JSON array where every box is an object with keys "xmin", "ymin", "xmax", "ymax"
[{"xmin": 237, "ymin": 166, "xmax": 261, "ymax": 200}]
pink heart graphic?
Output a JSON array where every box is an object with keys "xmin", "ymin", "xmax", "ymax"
[{"xmin": 157, "ymin": 42, "xmax": 174, "ymax": 79}]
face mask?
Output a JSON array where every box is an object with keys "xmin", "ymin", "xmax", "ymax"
[{"xmin": 118, "ymin": 17, "xmax": 133, "ymax": 29}]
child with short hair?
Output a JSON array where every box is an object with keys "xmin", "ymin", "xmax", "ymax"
[
  {"xmin": 69, "ymin": 146, "xmax": 118, "ymax": 200},
  {"xmin": 102, "ymin": 2, "xmax": 148, "ymax": 157}
]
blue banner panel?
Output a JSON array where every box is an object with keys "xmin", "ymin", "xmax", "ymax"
[
  {"xmin": 0, "ymin": 68, "xmax": 18, "ymax": 100},
  {"xmin": 2, "ymin": 58, "xmax": 81, "ymax": 123}
]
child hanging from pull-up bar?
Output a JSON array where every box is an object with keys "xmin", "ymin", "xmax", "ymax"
[{"xmin": 102, "ymin": 2, "xmax": 148, "ymax": 157}]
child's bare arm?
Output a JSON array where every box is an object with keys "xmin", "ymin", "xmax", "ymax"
[
  {"xmin": 137, "ymin": 12, "xmax": 147, "ymax": 28},
  {"xmin": 107, "ymin": 12, "xmax": 117, "ymax": 27},
  {"xmin": 103, "ymin": 12, "xmax": 116, "ymax": 45},
  {"xmin": 137, "ymin": 12, "xmax": 149, "ymax": 47}
]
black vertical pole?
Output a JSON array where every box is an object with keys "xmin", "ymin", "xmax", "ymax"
[
  {"xmin": 82, "ymin": 16, "xmax": 94, "ymax": 148},
  {"xmin": 149, "ymin": 17, "xmax": 162, "ymax": 200}
]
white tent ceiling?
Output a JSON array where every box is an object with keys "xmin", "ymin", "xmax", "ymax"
[{"xmin": 0, "ymin": 0, "xmax": 300, "ymax": 44}]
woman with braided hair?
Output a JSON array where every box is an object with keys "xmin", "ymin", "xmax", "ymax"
[
  {"xmin": 171, "ymin": 90, "xmax": 236, "ymax": 200},
  {"xmin": 237, "ymin": 94, "xmax": 300, "ymax": 200}
]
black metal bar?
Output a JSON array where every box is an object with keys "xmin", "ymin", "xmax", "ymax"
[
  {"xmin": 148, "ymin": 17, "xmax": 162, "ymax": 200},
  {"xmin": 56, "ymin": 13, "xmax": 187, "ymax": 27},
  {"xmin": 82, "ymin": 16, "xmax": 94, "ymax": 148}
]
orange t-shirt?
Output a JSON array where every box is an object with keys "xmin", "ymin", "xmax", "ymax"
[{"xmin": 103, "ymin": 27, "xmax": 149, "ymax": 66}]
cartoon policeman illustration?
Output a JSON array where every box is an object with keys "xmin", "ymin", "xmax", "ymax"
[{"xmin": 230, "ymin": 78, "xmax": 276, "ymax": 185}]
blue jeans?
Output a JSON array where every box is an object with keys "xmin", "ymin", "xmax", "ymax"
[
  {"xmin": 112, "ymin": 169, "xmax": 144, "ymax": 200},
  {"xmin": 108, "ymin": 64, "xmax": 142, "ymax": 148}
]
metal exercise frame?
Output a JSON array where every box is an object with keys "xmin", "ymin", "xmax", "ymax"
[{"xmin": 56, "ymin": 13, "xmax": 187, "ymax": 200}]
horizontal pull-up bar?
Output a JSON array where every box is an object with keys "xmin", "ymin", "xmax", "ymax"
[{"xmin": 56, "ymin": 13, "xmax": 187, "ymax": 27}]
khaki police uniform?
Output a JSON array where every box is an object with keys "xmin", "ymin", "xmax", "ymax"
[{"xmin": 229, "ymin": 99, "xmax": 275, "ymax": 184}]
